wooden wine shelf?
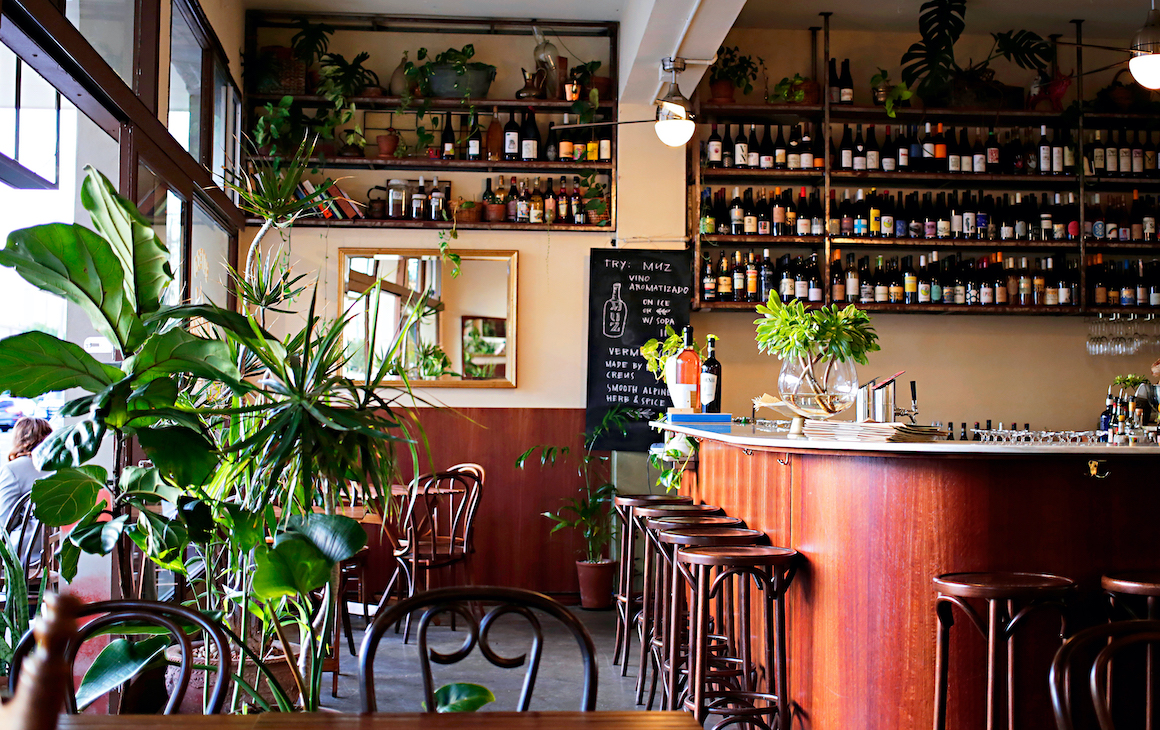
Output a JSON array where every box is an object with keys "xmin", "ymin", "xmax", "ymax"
[
  {"xmin": 249, "ymin": 93, "xmax": 614, "ymax": 112},
  {"xmin": 251, "ymin": 156, "xmax": 612, "ymax": 173},
  {"xmin": 694, "ymin": 300, "xmax": 1092, "ymax": 315},
  {"xmin": 1086, "ymin": 305, "xmax": 1160, "ymax": 315},
  {"xmin": 697, "ymin": 300, "xmax": 822, "ymax": 312},
  {"xmin": 702, "ymin": 235, "xmax": 823, "ymax": 246},
  {"xmin": 244, "ymin": 217, "xmax": 609, "ymax": 232},
  {"xmin": 829, "ymin": 237, "xmax": 1081, "ymax": 250},
  {"xmin": 700, "ymin": 168, "xmax": 823, "ymax": 182},
  {"xmin": 1085, "ymin": 240, "xmax": 1160, "ymax": 250},
  {"xmin": 696, "ymin": 102, "xmax": 1160, "ymax": 127}
]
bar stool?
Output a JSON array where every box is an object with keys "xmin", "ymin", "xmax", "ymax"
[
  {"xmin": 676, "ymin": 544, "xmax": 798, "ymax": 728},
  {"xmin": 656, "ymin": 527, "xmax": 767, "ymax": 711},
  {"xmin": 1102, "ymin": 571, "xmax": 1160, "ymax": 730},
  {"xmin": 933, "ymin": 572, "xmax": 1075, "ymax": 730},
  {"xmin": 612, "ymin": 494, "xmax": 691, "ymax": 669},
  {"xmin": 630, "ymin": 503, "xmax": 725, "ymax": 689}
]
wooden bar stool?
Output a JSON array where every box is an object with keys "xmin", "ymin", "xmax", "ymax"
[
  {"xmin": 656, "ymin": 527, "xmax": 767, "ymax": 712},
  {"xmin": 1102, "ymin": 571, "xmax": 1160, "ymax": 730},
  {"xmin": 933, "ymin": 572, "xmax": 1075, "ymax": 730},
  {"xmin": 677, "ymin": 544, "xmax": 798, "ymax": 729},
  {"xmin": 612, "ymin": 494, "xmax": 691, "ymax": 670},
  {"xmin": 630, "ymin": 503, "xmax": 725, "ymax": 693}
]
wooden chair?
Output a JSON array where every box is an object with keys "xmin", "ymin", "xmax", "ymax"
[
  {"xmin": 1, "ymin": 593, "xmax": 79, "ymax": 730},
  {"xmin": 3, "ymin": 492, "xmax": 45, "ymax": 590},
  {"xmin": 8, "ymin": 598, "xmax": 232, "ymax": 715},
  {"xmin": 383, "ymin": 469, "xmax": 483, "ymax": 642},
  {"xmin": 1051, "ymin": 619, "xmax": 1160, "ymax": 730},
  {"xmin": 358, "ymin": 585, "xmax": 597, "ymax": 713}
]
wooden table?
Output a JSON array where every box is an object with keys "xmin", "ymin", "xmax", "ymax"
[{"xmin": 58, "ymin": 711, "xmax": 699, "ymax": 729}]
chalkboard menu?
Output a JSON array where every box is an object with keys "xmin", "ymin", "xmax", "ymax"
[{"xmin": 586, "ymin": 248, "xmax": 692, "ymax": 452}]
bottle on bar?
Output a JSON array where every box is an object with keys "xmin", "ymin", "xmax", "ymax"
[
  {"xmin": 674, "ymin": 325, "xmax": 702, "ymax": 412},
  {"xmin": 701, "ymin": 336, "xmax": 722, "ymax": 414}
]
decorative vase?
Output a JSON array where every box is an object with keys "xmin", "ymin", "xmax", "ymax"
[
  {"xmin": 533, "ymin": 26, "xmax": 561, "ymax": 100},
  {"xmin": 777, "ymin": 352, "xmax": 858, "ymax": 436},
  {"xmin": 389, "ymin": 53, "xmax": 409, "ymax": 96},
  {"xmin": 428, "ymin": 64, "xmax": 496, "ymax": 98},
  {"xmin": 576, "ymin": 559, "xmax": 617, "ymax": 610},
  {"xmin": 709, "ymin": 79, "xmax": 735, "ymax": 103}
]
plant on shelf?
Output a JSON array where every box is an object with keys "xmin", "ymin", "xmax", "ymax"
[
  {"xmin": 252, "ymin": 95, "xmax": 298, "ymax": 153},
  {"xmin": 406, "ymin": 45, "xmax": 497, "ymax": 99},
  {"xmin": 290, "ymin": 18, "xmax": 335, "ymax": 67},
  {"xmin": 754, "ymin": 296, "xmax": 879, "ymax": 429},
  {"xmin": 578, "ymin": 169, "xmax": 610, "ymax": 226},
  {"xmin": 900, "ymin": 0, "xmax": 1052, "ymax": 108},
  {"xmin": 339, "ymin": 128, "xmax": 367, "ymax": 157},
  {"xmin": 516, "ymin": 405, "xmax": 639, "ymax": 609},
  {"xmin": 314, "ymin": 52, "xmax": 380, "ymax": 145},
  {"xmin": 770, "ymin": 74, "xmax": 807, "ymax": 103},
  {"xmin": 647, "ymin": 441, "xmax": 698, "ymax": 493},
  {"xmin": 870, "ymin": 68, "xmax": 914, "ymax": 118},
  {"xmin": 708, "ymin": 45, "xmax": 761, "ymax": 102}
]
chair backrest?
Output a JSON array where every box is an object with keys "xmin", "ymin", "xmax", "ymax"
[
  {"xmin": 1051, "ymin": 619, "xmax": 1160, "ymax": 730},
  {"xmin": 447, "ymin": 463, "xmax": 484, "ymax": 553},
  {"xmin": 399, "ymin": 470, "xmax": 480, "ymax": 562},
  {"xmin": 8, "ymin": 598, "xmax": 233, "ymax": 715},
  {"xmin": 359, "ymin": 585, "xmax": 598, "ymax": 713},
  {"xmin": 3, "ymin": 492, "xmax": 44, "ymax": 580}
]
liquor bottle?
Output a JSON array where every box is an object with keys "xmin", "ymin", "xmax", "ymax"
[
  {"xmin": 411, "ymin": 175, "xmax": 428, "ymax": 220},
  {"xmin": 485, "ymin": 107, "xmax": 503, "ymax": 161},
  {"xmin": 734, "ymin": 124, "xmax": 749, "ymax": 169},
  {"xmin": 701, "ymin": 254, "xmax": 717, "ymax": 303},
  {"xmin": 543, "ymin": 177, "xmax": 557, "ymax": 224},
  {"xmin": 717, "ymin": 251, "xmax": 733, "ymax": 301},
  {"xmin": 839, "ymin": 59, "xmax": 854, "ymax": 104},
  {"xmin": 701, "ymin": 336, "xmax": 722, "ymax": 414},
  {"xmin": 845, "ymin": 252, "xmax": 860, "ymax": 304},
  {"xmin": 571, "ymin": 176, "xmax": 584, "ymax": 225},
  {"xmin": 729, "ymin": 187, "xmax": 744, "ymax": 235},
  {"xmin": 706, "ymin": 123, "xmax": 723, "ymax": 167},
  {"xmin": 675, "ymin": 325, "xmax": 702, "ymax": 412},
  {"xmin": 760, "ymin": 249, "xmax": 776, "ymax": 301},
  {"xmin": 773, "ymin": 125, "xmax": 788, "ymax": 169},
  {"xmin": 746, "ymin": 124, "xmax": 760, "ymax": 168},
  {"xmin": 503, "ymin": 111, "xmax": 520, "ymax": 160},
  {"xmin": 839, "ymin": 124, "xmax": 854, "ymax": 170},
  {"xmin": 520, "ymin": 110, "xmax": 540, "ymax": 161},
  {"xmin": 465, "ymin": 111, "xmax": 483, "ymax": 161},
  {"xmin": 428, "ymin": 177, "xmax": 445, "ymax": 221},
  {"xmin": 722, "ymin": 124, "xmax": 735, "ymax": 168},
  {"xmin": 544, "ymin": 122, "xmax": 559, "ymax": 161},
  {"xmin": 759, "ymin": 124, "xmax": 775, "ymax": 169},
  {"xmin": 746, "ymin": 252, "xmax": 759, "ymax": 302},
  {"xmin": 440, "ymin": 112, "xmax": 456, "ymax": 159},
  {"xmin": 558, "ymin": 116, "xmax": 574, "ymax": 161}
]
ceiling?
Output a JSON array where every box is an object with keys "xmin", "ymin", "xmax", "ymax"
[
  {"xmin": 243, "ymin": 0, "xmax": 629, "ymax": 20},
  {"xmin": 734, "ymin": 0, "xmax": 1148, "ymax": 42}
]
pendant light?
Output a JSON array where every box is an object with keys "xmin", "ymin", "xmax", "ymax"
[
  {"xmin": 1131, "ymin": 0, "xmax": 1160, "ymax": 89},
  {"xmin": 654, "ymin": 58, "xmax": 696, "ymax": 148}
]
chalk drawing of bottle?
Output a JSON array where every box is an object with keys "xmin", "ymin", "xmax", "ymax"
[{"xmin": 603, "ymin": 283, "xmax": 627, "ymax": 339}]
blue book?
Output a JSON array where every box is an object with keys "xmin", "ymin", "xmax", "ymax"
[{"xmin": 667, "ymin": 412, "xmax": 732, "ymax": 424}]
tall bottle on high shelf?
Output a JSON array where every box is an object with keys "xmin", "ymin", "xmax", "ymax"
[
  {"xmin": 521, "ymin": 110, "xmax": 540, "ymax": 161},
  {"xmin": 467, "ymin": 111, "xmax": 483, "ymax": 160},
  {"xmin": 674, "ymin": 326, "xmax": 702, "ymax": 412},
  {"xmin": 838, "ymin": 59, "xmax": 854, "ymax": 104},
  {"xmin": 486, "ymin": 107, "xmax": 503, "ymax": 161},
  {"xmin": 701, "ymin": 336, "xmax": 722, "ymax": 414},
  {"xmin": 441, "ymin": 112, "xmax": 456, "ymax": 159},
  {"xmin": 503, "ymin": 112, "xmax": 520, "ymax": 161}
]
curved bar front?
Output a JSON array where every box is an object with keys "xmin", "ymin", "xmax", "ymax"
[{"xmin": 657, "ymin": 422, "xmax": 1160, "ymax": 730}]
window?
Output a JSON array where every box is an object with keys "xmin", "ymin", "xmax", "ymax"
[
  {"xmin": 190, "ymin": 201, "xmax": 230, "ymax": 305},
  {"xmin": 137, "ymin": 164, "xmax": 187, "ymax": 305},
  {"xmin": 0, "ymin": 43, "xmax": 62, "ymax": 188},
  {"xmin": 64, "ymin": 0, "xmax": 137, "ymax": 85},
  {"xmin": 211, "ymin": 58, "xmax": 240, "ymax": 192},
  {"xmin": 167, "ymin": 3, "xmax": 202, "ymax": 158}
]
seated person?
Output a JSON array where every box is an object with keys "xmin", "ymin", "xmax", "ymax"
[{"xmin": 0, "ymin": 417, "xmax": 52, "ymax": 559}]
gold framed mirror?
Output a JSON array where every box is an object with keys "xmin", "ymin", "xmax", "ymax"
[{"xmin": 338, "ymin": 248, "xmax": 517, "ymax": 388}]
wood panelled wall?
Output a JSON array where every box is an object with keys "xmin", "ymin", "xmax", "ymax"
[{"xmin": 380, "ymin": 407, "xmax": 590, "ymax": 597}]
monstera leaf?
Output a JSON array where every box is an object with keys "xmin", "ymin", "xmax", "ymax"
[
  {"xmin": 917, "ymin": 0, "xmax": 965, "ymax": 50},
  {"xmin": 0, "ymin": 331, "xmax": 123, "ymax": 397},
  {"xmin": 0, "ymin": 223, "xmax": 144, "ymax": 352},
  {"xmin": 901, "ymin": 0, "xmax": 966, "ymax": 97},
  {"xmin": 992, "ymin": 30, "xmax": 1053, "ymax": 71},
  {"xmin": 80, "ymin": 166, "xmax": 173, "ymax": 316}
]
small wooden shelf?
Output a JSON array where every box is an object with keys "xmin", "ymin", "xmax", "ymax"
[
  {"xmin": 696, "ymin": 300, "xmax": 822, "ymax": 312},
  {"xmin": 696, "ymin": 102, "xmax": 1159, "ymax": 127},
  {"xmin": 1086, "ymin": 240, "xmax": 1160, "ymax": 250},
  {"xmin": 855, "ymin": 302, "xmax": 1083, "ymax": 315},
  {"xmin": 249, "ymin": 93, "xmax": 614, "ymax": 112},
  {"xmin": 700, "ymin": 168, "xmax": 823, "ymax": 181},
  {"xmin": 244, "ymin": 217, "xmax": 610, "ymax": 232},
  {"xmin": 702, "ymin": 235, "xmax": 823, "ymax": 246},
  {"xmin": 830, "ymin": 170, "xmax": 1078, "ymax": 189},
  {"xmin": 252, "ymin": 155, "xmax": 612, "ymax": 173},
  {"xmin": 829, "ymin": 237, "xmax": 1080, "ymax": 250}
]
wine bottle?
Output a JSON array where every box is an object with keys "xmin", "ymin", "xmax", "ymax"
[
  {"xmin": 571, "ymin": 176, "xmax": 584, "ymax": 225},
  {"xmin": 759, "ymin": 124, "xmax": 775, "ymax": 169},
  {"xmin": 831, "ymin": 249, "xmax": 846, "ymax": 303},
  {"xmin": 866, "ymin": 125, "xmax": 880, "ymax": 171},
  {"xmin": 675, "ymin": 325, "xmax": 702, "ymax": 412},
  {"xmin": 722, "ymin": 124, "xmax": 735, "ymax": 168},
  {"xmin": 839, "ymin": 59, "xmax": 854, "ymax": 104},
  {"xmin": 787, "ymin": 125, "xmax": 802, "ymax": 170},
  {"xmin": 839, "ymin": 124, "xmax": 854, "ymax": 170},
  {"xmin": 544, "ymin": 121, "xmax": 559, "ymax": 161},
  {"xmin": 701, "ymin": 336, "xmax": 722, "ymax": 414},
  {"xmin": 985, "ymin": 127, "xmax": 1001, "ymax": 173},
  {"xmin": 521, "ymin": 110, "xmax": 540, "ymax": 161},
  {"xmin": 773, "ymin": 125, "xmax": 787, "ymax": 169},
  {"xmin": 853, "ymin": 124, "xmax": 867, "ymax": 171},
  {"xmin": 734, "ymin": 124, "xmax": 749, "ymax": 169},
  {"xmin": 882, "ymin": 126, "xmax": 897, "ymax": 172},
  {"xmin": 706, "ymin": 123, "xmax": 723, "ymax": 167},
  {"xmin": 503, "ymin": 111, "xmax": 520, "ymax": 160},
  {"xmin": 558, "ymin": 115, "xmax": 574, "ymax": 162},
  {"xmin": 486, "ymin": 107, "xmax": 503, "ymax": 161},
  {"xmin": 845, "ymin": 252, "xmax": 860, "ymax": 303},
  {"xmin": 729, "ymin": 187, "xmax": 744, "ymax": 235},
  {"xmin": 746, "ymin": 124, "xmax": 760, "ymax": 168},
  {"xmin": 441, "ymin": 112, "xmax": 456, "ymax": 159},
  {"xmin": 702, "ymin": 254, "xmax": 716, "ymax": 303}
]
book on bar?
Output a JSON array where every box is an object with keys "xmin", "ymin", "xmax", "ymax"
[
  {"xmin": 802, "ymin": 420, "xmax": 948, "ymax": 443},
  {"xmin": 666, "ymin": 412, "xmax": 733, "ymax": 433}
]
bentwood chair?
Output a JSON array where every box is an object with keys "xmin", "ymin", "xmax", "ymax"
[
  {"xmin": 359, "ymin": 586, "xmax": 598, "ymax": 712},
  {"xmin": 3, "ymin": 492, "xmax": 45, "ymax": 591},
  {"xmin": 1051, "ymin": 619, "xmax": 1160, "ymax": 730},
  {"xmin": 8, "ymin": 599, "xmax": 232, "ymax": 714},
  {"xmin": 384, "ymin": 469, "xmax": 483, "ymax": 642}
]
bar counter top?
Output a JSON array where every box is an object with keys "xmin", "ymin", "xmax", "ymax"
[{"xmin": 652, "ymin": 421, "xmax": 1160, "ymax": 456}]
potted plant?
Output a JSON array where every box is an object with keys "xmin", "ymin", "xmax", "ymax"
[
  {"xmin": 289, "ymin": 18, "xmax": 334, "ymax": 92},
  {"xmin": 708, "ymin": 45, "xmax": 761, "ymax": 103},
  {"xmin": 578, "ymin": 169, "xmax": 610, "ymax": 226},
  {"xmin": 517, "ymin": 406, "xmax": 639, "ymax": 609},
  {"xmin": 412, "ymin": 341, "xmax": 455, "ymax": 379},
  {"xmin": 407, "ymin": 45, "xmax": 496, "ymax": 99},
  {"xmin": 754, "ymin": 295, "xmax": 880, "ymax": 436},
  {"xmin": 870, "ymin": 68, "xmax": 914, "ymax": 118},
  {"xmin": 900, "ymin": 1, "xmax": 1052, "ymax": 108}
]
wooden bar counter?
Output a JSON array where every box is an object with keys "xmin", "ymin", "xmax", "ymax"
[{"xmin": 656, "ymin": 422, "xmax": 1160, "ymax": 730}]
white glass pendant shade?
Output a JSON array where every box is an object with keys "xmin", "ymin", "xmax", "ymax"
[
  {"xmin": 654, "ymin": 80, "xmax": 695, "ymax": 147},
  {"xmin": 1131, "ymin": 8, "xmax": 1160, "ymax": 89}
]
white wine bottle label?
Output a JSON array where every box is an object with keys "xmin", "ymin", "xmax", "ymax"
[
  {"xmin": 867, "ymin": 151, "xmax": 880, "ymax": 169},
  {"xmin": 699, "ymin": 373, "xmax": 718, "ymax": 405},
  {"xmin": 600, "ymin": 140, "xmax": 612, "ymax": 159},
  {"xmin": 787, "ymin": 153, "xmax": 801, "ymax": 169},
  {"xmin": 918, "ymin": 282, "xmax": 931, "ymax": 302},
  {"xmin": 801, "ymin": 152, "xmax": 815, "ymax": 168},
  {"xmin": 505, "ymin": 133, "xmax": 519, "ymax": 153},
  {"xmin": 853, "ymin": 156, "xmax": 867, "ymax": 171},
  {"xmin": 468, "ymin": 140, "xmax": 481, "ymax": 157},
  {"xmin": 882, "ymin": 156, "xmax": 896, "ymax": 172},
  {"xmin": 760, "ymin": 155, "xmax": 774, "ymax": 169},
  {"xmin": 707, "ymin": 141, "xmax": 722, "ymax": 161},
  {"xmin": 795, "ymin": 280, "xmax": 810, "ymax": 298},
  {"xmin": 809, "ymin": 285, "xmax": 823, "ymax": 302},
  {"xmin": 841, "ymin": 150, "xmax": 853, "ymax": 168},
  {"xmin": 748, "ymin": 151, "xmax": 760, "ymax": 167},
  {"xmin": 840, "ymin": 88, "xmax": 854, "ymax": 103},
  {"xmin": 522, "ymin": 140, "xmax": 538, "ymax": 159}
]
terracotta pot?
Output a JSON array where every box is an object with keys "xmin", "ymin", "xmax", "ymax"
[
  {"xmin": 485, "ymin": 203, "xmax": 507, "ymax": 222},
  {"xmin": 586, "ymin": 209, "xmax": 611, "ymax": 226},
  {"xmin": 576, "ymin": 559, "xmax": 617, "ymax": 610},
  {"xmin": 709, "ymin": 78, "xmax": 736, "ymax": 103},
  {"xmin": 454, "ymin": 202, "xmax": 483, "ymax": 223},
  {"xmin": 376, "ymin": 133, "xmax": 400, "ymax": 158},
  {"xmin": 796, "ymin": 80, "xmax": 820, "ymax": 105}
]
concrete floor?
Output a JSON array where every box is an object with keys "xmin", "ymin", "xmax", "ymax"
[{"xmin": 322, "ymin": 602, "xmax": 645, "ymax": 713}]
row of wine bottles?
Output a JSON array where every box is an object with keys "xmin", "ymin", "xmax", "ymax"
[
  {"xmin": 434, "ymin": 108, "xmax": 613, "ymax": 163},
  {"xmin": 701, "ymin": 247, "xmax": 1160, "ymax": 308},
  {"xmin": 700, "ymin": 186, "xmax": 1160, "ymax": 243},
  {"xmin": 703, "ymin": 122, "xmax": 1160, "ymax": 178}
]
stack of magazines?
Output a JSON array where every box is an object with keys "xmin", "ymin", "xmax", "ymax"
[{"xmin": 802, "ymin": 420, "xmax": 948, "ymax": 442}]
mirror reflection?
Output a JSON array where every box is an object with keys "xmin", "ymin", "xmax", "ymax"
[{"xmin": 339, "ymin": 249, "xmax": 517, "ymax": 388}]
